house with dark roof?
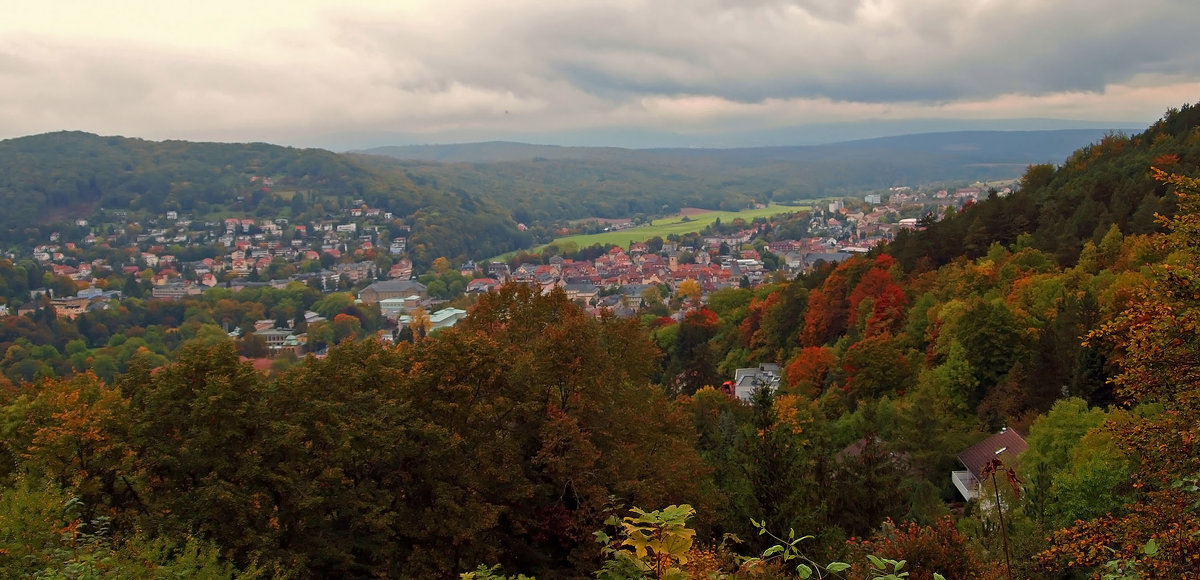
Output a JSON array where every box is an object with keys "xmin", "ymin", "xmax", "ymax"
[
  {"xmin": 359, "ymin": 280, "xmax": 428, "ymax": 304},
  {"xmin": 562, "ymin": 283, "xmax": 599, "ymax": 306},
  {"xmin": 952, "ymin": 427, "xmax": 1028, "ymax": 501}
]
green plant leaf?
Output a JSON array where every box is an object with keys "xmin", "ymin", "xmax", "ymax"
[
  {"xmin": 1143, "ymin": 538, "xmax": 1159, "ymax": 556},
  {"xmin": 827, "ymin": 562, "xmax": 851, "ymax": 572}
]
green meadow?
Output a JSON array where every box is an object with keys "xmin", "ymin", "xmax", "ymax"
[{"xmin": 492, "ymin": 204, "xmax": 810, "ymax": 260}]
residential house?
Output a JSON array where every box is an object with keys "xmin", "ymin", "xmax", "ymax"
[
  {"xmin": 952, "ymin": 428, "xmax": 1028, "ymax": 502},
  {"xmin": 466, "ymin": 278, "xmax": 500, "ymax": 293},
  {"xmin": 721, "ymin": 363, "xmax": 782, "ymax": 401}
]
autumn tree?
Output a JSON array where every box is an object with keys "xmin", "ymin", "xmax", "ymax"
[
  {"xmin": 677, "ymin": 278, "xmax": 702, "ymax": 304},
  {"xmin": 331, "ymin": 312, "xmax": 362, "ymax": 342},
  {"xmin": 1040, "ymin": 170, "xmax": 1200, "ymax": 576},
  {"xmin": 665, "ymin": 308, "xmax": 722, "ymax": 396},
  {"xmin": 841, "ymin": 334, "xmax": 914, "ymax": 402},
  {"xmin": 1, "ymin": 373, "xmax": 135, "ymax": 521},
  {"xmin": 848, "ymin": 518, "xmax": 1003, "ymax": 580},
  {"xmin": 407, "ymin": 306, "xmax": 431, "ymax": 340},
  {"xmin": 784, "ymin": 346, "xmax": 835, "ymax": 398}
]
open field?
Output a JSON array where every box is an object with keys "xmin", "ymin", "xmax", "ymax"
[{"xmin": 492, "ymin": 203, "xmax": 811, "ymax": 260}]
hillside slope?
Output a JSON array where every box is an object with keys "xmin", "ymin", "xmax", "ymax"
[
  {"xmin": 888, "ymin": 105, "xmax": 1200, "ymax": 268},
  {"xmin": 0, "ymin": 132, "xmax": 533, "ymax": 266}
]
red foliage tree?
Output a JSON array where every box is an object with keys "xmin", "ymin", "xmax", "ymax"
[{"xmin": 784, "ymin": 346, "xmax": 835, "ymax": 398}]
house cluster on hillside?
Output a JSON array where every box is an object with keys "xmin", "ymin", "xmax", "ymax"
[{"xmin": 24, "ymin": 206, "xmax": 415, "ymax": 303}]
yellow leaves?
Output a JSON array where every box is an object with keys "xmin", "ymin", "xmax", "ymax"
[
  {"xmin": 773, "ymin": 394, "xmax": 812, "ymax": 435},
  {"xmin": 677, "ymin": 279, "xmax": 701, "ymax": 302},
  {"xmin": 605, "ymin": 505, "xmax": 697, "ymax": 576}
]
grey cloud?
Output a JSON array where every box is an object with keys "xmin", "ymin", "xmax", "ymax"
[
  {"xmin": 716, "ymin": 0, "xmax": 866, "ymax": 22},
  {"xmin": 338, "ymin": 0, "xmax": 1200, "ymax": 105},
  {"xmin": 0, "ymin": 0, "xmax": 1195, "ymax": 146}
]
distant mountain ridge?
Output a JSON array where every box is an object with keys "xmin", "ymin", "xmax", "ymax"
[
  {"xmin": 350, "ymin": 129, "xmax": 1123, "ymax": 228},
  {"xmin": 356, "ymin": 129, "xmax": 1122, "ymax": 165}
]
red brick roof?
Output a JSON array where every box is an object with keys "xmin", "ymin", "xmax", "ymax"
[{"xmin": 957, "ymin": 428, "xmax": 1028, "ymax": 481}]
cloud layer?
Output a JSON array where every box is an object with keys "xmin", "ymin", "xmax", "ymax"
[{"xmin": 2, "ymin": 0, "xmax": 1196, "ymax": 147}]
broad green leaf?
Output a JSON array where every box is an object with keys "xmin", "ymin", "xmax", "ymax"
[{"xmin": 1144, "ymin": 538, "xmax": 1159, "ymax": 556}]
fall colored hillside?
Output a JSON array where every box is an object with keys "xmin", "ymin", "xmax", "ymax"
[{"xmin": 4, "ymin": 107, "xmax": 1200, "ymax": 578}]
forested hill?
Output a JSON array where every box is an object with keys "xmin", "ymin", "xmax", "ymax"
[
  {"xmin": 887, "ymin": 104, "xmax": 1200, "ymax": 269},
  {"xmin": 0, "ymin": 131, "xmax": 533, "ymax": 264},
  {"xmin": 0, "ymin": 130, "xmax": 366, "ymax": 222},
  {"xmin": 356, "ymin": 130, "xmax": 1117, "ymax": 221}
]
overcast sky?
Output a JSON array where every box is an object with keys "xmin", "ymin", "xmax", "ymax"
[{"xmin": 1, "ymin": 0, "xmax": 1196, "ymax": 149}]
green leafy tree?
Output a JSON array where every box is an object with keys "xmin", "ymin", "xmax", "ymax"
[{"xmin": 118, "ymin": 342, "xmax": 279, "ymax": 567}]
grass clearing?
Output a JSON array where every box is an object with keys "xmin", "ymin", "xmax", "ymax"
[{"xmin": 491, "ymin": 203, "xmax": 811, "ymax": 261}]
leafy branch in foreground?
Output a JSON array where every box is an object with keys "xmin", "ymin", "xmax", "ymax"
[
  {"xmin": 741, "ymin": 518, "xmax": 851, "ymax": 578},
  {"xmin": 744, "ymin": 519, "xmax": 942, "ymax": 580},
  {"xmin": 587, "ymin": 504, "xmax": 947, "ymax": 580},
  {"xmin": 594, "ymin": 504, "xmax": 696, "ymax": 580}
]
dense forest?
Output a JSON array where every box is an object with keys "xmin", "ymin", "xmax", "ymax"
[{"xmin": 4, "ymin": 109, "xmax": 1200, "ymax": 578}]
